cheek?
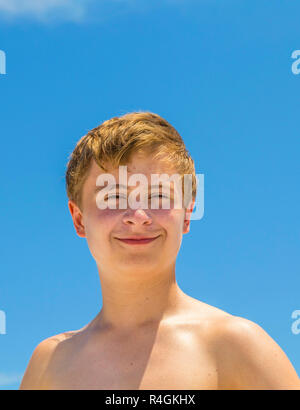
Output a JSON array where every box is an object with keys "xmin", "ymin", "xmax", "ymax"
[
  {"xmin": 157, "ymin": 208, "xmax": 185, "ymax": 225},
  {"xmin": 154, "ymin": 210, "xmax": 184, "ymax": 242},
  {"xmin": 85, "ymin": 207, "xmax": 120, "ymax": 225},
  {"xmin": 83, "ymin": 209, "xmax": 117, "ymax": 247}
]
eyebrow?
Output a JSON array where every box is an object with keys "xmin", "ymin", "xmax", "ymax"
[{"xmin": 94, "ymin": 183, "xmax": 175, "ymax": 193}]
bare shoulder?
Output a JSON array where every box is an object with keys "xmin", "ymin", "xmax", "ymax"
[
  {"xmin": 207, "ymin": 314, "xmax": 300, "ymax": 390},
  {"xmin": 19, "ymin": 330, "xmax": 80, "ymax": 390}
]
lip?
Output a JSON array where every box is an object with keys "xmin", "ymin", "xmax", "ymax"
[{"xmin": 115, "ymin": 235, "xmax": 160, "ymax": 245}]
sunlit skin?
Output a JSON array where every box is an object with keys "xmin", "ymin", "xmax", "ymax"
[
  {"xmin": 75, "ymin": 153, "xmax": 195, "ymax": 331},
  {"xmin": 19, "ymin": 152, "xmax": 300, "ymax": 390}
]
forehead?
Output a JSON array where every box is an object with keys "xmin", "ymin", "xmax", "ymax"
[{"xmin": 87, "ymin": 152, "xmax": 177, "ymax": 182}]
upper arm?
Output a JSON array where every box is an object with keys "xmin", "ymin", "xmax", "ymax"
[
  {"xmin": 19, "ymin": 337, "xmax": 59, "ymax": 390},
  {"xmin": 213, "ymin": 316, "xmax": 300, "ymax": 390}
]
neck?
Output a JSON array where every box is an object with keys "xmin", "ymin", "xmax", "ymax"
[{"xmin": 95, "ymin": 263, "xmax": 187, "ymax": 332}]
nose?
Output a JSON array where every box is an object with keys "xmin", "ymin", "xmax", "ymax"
[{"xmin": 122, "ymin": 208, "xmax": 153, "ymax": 226}]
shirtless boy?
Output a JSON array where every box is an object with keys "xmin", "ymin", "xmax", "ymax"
[{"xmin": 20, "ymin": 112, "xmax": 300, "ymax": 390}]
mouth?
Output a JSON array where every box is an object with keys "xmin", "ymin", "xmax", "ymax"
[{"xmin": 115, "ymin": 235, "xmax": 160, "ymax": 245}]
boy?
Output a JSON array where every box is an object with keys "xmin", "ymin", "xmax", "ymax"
[{"xmin": 20, "ymin": 112, "xmax": 300, "ymax": 389}]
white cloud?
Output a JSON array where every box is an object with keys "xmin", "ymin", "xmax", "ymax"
[
  {"xmin": 0, "ymin": 372, "xmax": 23, "ymax": 387},
  {"xmin": 0, "ymin": 0, "xmax": 193, "ymax": 23},
  {"xmin": 0, "ymin": 0, "xmax": 91, "ymax": 22}
]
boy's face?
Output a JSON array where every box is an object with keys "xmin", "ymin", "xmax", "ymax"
[{"xmin": 68, "ymin": 152, "xmax": 194, "ymax": 278}]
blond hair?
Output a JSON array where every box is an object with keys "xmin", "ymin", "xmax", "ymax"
[{"xmin": 65, "ymin": 111, "xmax": 197, "ymax": 211}]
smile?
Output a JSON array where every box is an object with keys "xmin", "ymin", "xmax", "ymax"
[{"xmin": 115, "ymin": 236, "xmax": 160, "ymax": 245}]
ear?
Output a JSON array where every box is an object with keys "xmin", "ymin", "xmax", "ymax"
[
  {"xmin": 182, "ymin": 199, "xmax": 195, "ymax": 234},
  {"xmin": 68, "ymin": 200, "xmax": 86, "ymax": 238}
]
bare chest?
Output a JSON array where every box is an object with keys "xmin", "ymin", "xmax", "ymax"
[{"xmin": 45, "ymin": 326, "xmax": 218, "ymax": 390}]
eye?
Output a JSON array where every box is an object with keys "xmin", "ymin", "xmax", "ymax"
[
  {"xmin": 106, "ymin": 194, "xmax": 126, "ymax": 200},
  {"xmin": 150, "ymin": 194, "xmax": 169, "ymax": 198}
]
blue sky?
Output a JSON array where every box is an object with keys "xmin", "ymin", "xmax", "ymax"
[{"xmin": 0, "ymin": 0, "xmax": 300, "ymax": 389}]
